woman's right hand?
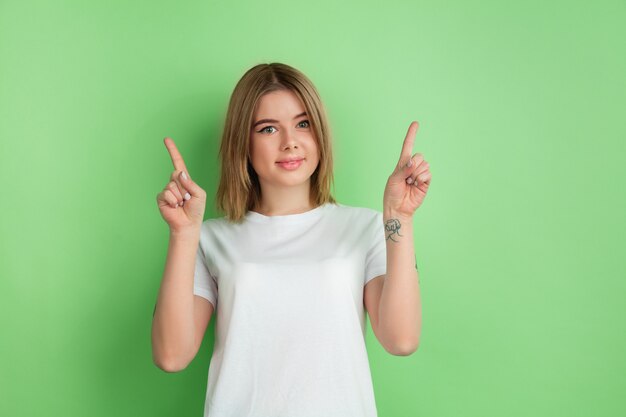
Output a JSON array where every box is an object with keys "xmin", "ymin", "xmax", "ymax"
[{"xmin": 156, "ymin": 137, "xmax": 207, "ymax": 233}]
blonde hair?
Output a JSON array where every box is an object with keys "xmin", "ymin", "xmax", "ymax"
[{"xmin": 215, "ymin": 62, "xmax": 337, "ymax": 223}]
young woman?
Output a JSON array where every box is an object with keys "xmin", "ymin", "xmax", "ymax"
[{"xmin": 152, "ymin": 62, "xmax": 431, "ymax": 417}]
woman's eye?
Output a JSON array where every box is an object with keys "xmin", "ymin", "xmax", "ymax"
[
  {"xmin": 298, "ymin": 120, "xmax": 310, "ymax": 128},
  {"xmin": 258, "ymin": 126, "xmax": 277, "ymax": 134}
]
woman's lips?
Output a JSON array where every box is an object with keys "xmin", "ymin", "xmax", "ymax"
[{"xmin": 276, "ymin": 159, "xmax": 304, "ymax": 170}]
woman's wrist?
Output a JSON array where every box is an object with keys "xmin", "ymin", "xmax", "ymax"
[
  {"xmin": 169, "ymin": 225, "xmax": 201, "ymax": 241},
  {"xmin": 383, "ymin": 207, "xmax": 413, "ymax": 223}
]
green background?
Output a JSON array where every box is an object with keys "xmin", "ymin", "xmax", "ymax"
[{"xmin": 1, "ymin": 0, "xmax": 624, "ymax": 416}]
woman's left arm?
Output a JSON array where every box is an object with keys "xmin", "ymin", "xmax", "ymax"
[{"xmin": 378, "ymin": 121, "xmax": 431, "ymax": 355}]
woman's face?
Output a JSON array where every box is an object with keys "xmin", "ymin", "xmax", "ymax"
[{"xmin": 249, "ymin": 89, "xmax": 320, "ymax": 192}]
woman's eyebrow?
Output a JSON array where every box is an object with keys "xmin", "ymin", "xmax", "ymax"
[{"xmin": 252, "ymin": 111, "xmax": 307, "ymax": 128}]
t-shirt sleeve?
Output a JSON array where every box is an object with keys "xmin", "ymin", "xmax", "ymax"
[
  {"xmin": 193, "ymin": 240, "xmax": 218, "ymax": 310},
  {"xmin": 364, "ymin": 211, "xmax": 387, "ymax": 286}
]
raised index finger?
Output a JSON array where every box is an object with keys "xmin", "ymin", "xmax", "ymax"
[
  {"xmin": 163, "ymin": 137, "xmax": 188, "ymax": 173},
  {"xmin": 399, "ymin": 121, "xmax": 419, "ymax": 163}
]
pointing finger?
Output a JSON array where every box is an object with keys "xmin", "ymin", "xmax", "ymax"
[
  {"xmin": 164, "ymin": 137, "xmax": 189, "ymax": 173},
  {"xmin": 398, "ymin": 121, "xmax": 419, "ymax": 167}
]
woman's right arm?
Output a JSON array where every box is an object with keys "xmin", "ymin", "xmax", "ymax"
[
  {"xmin": 152, "ymin": 137, "xmax": 211, "ymax": 372},
  {"xmin": 151, "ymin": 228, "xmax": 213, "ymax": 372}
]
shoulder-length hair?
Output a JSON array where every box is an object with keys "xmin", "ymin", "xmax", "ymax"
[{"xmin": 215, "ymin": 62, "xmax": 337, "ymax": 223}]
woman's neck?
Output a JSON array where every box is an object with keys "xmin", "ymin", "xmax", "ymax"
[{"xmin": 253, "ymin": 181, "xmax": 315, "ymax": 216}]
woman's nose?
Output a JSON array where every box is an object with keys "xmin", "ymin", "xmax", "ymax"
[{"xmin": 281, "ymin": 129, "xmax": 299, "ymax": 149}]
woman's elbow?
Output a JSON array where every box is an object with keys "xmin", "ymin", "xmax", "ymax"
[
  {"xmin": 387, "ymin": 338, "xmax": 419, "ymax": 356},
  {"xmin": 152, "ymin": 352, "xmax": 190, "ymax": 373}
]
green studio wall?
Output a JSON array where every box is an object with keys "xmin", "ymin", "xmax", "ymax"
[{"xmin": 1, "ymin": 0, "xmax": 624, "ymax": 416}]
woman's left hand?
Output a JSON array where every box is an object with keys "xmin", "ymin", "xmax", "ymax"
[{"xmin": 383, "ymin": 121, "xmax": 431, "ymax": 219}]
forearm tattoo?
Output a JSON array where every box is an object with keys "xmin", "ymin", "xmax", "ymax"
[
  {"xmin": 385, "ymin": 218, "xmax": 402, "ymax": 242},
  {"xmin": 386, "ymin": 217, "xmax": 420, "ymax": 276}
]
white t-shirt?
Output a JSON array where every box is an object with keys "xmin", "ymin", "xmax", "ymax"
[{"xmin": 193, "ymin": 202, "xmax": 387, "ymax": 417}]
